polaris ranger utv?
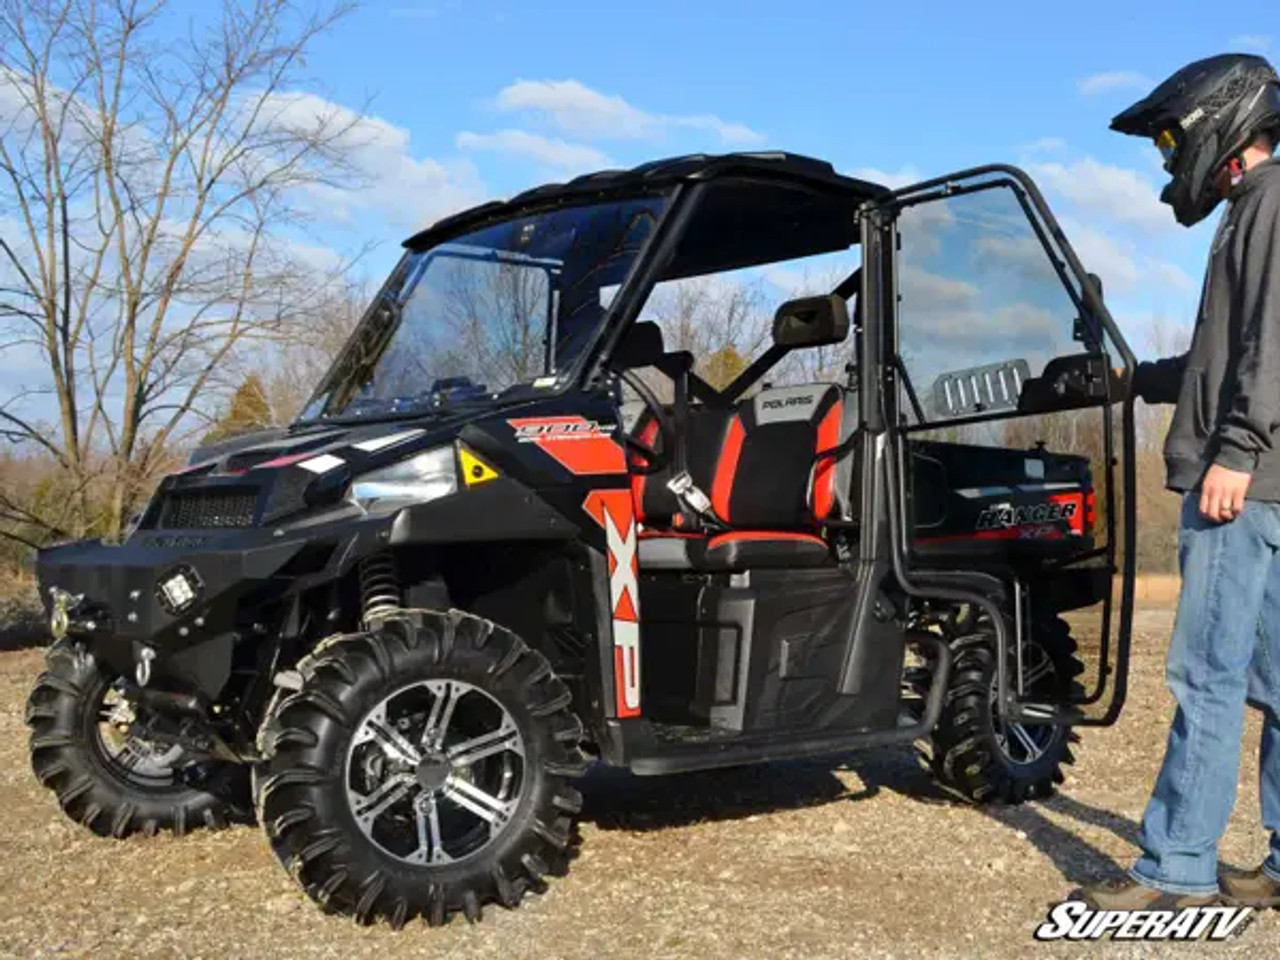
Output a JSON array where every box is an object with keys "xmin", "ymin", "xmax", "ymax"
[{"xmin": 26, "ymin": 153, "xmax": 1137, "ymax": 927}]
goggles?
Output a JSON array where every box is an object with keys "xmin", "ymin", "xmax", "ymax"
[{"xmin": 1155, "ymin": 128, "xmax": 1180, "ymax": 171}]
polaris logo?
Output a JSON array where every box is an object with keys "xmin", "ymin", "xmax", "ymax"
[
  {"xmin": 975, "ymin": 500, "xmax": 1077, "ymax": 531},
  {"xmin": 761, "ymin": 395, "xmax": 814, "ymax": 410}
]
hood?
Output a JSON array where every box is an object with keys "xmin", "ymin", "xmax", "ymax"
[{"xmin": 145, "ymin": 409, "xmax": 503, "ymax": 533}]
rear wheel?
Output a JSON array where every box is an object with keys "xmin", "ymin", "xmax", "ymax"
[
  {"xmin": 924, "ymin": 613, "xmax": 1084, "ymax": 804},
  {"xmin": 254, "ymin": 609, "xmax": 588, "ymax": 927},
  {"xmin": 25, "ymin": 641, "xmax": 241, "ymax": 837}
]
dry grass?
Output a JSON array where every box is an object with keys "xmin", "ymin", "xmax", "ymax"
[
  {"xmin": 0, "ymin": 569, "xmax": 43, "ymax": 653},
  {"xmin": 1133, "ymin": 574, "xmax": 1181, "ymax": 606},
  {"xmin": 0, "ymin": 603, "xmax": 1275, "ymax": 959}
]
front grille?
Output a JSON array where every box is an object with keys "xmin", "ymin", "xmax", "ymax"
[{"xmin": 158, "ymin": 489, "xmax": 258, "ymax": 529}]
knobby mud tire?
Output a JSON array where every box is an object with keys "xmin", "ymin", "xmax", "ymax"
[
  {"xmin": 254, "ymin": 609, "xmax": 588, "ymax": 927},
  {"xmin": 25, "ymin": 640, "xmax": 241, "ymax": 838},
  {"xmin": 924, "ymin": 615, "xmax": 1085, "ymax": 804}
]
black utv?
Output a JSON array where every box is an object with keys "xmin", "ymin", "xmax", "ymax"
[{"xmin": 27, "ymin": 153, "xmax": 1138, "ymax": 927}]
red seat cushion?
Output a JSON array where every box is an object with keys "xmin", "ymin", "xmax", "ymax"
[{"xmin": 701, "ymin": 531, "xmax": 829, "ymax": 570}]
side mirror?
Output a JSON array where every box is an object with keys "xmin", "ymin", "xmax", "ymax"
[
  {"xmin": 612, "ymin": 321, "xmax": 665, "ymax": 370},
  {"xmin": 773, "ymin": 295, "xmax": 849, "ymax": 349}
]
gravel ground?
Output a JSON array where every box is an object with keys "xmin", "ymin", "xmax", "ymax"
[{"xmin": 0, "ymin": 606, "xmax": 1275, "ymax": 959}]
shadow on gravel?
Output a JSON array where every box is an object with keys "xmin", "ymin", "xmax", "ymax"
[
  {"xmin": 979, "ymin": 795, "xmax": 1136, "ymax": 887},
  {"xmin": 838, "ymin": 757, "xmax": 1249, "ymax": 889},
  {"xmin": 838, "ymin": 750, "xmax": 1150, "ymax": 887},
  {"xmin": 579, "ymin": 750, "xmax": 892, "ymax": 831},
  {"xmin": 984, "ymin": 792, "xmax": 1246, "ymax": 888},
  {"xmin": 579, "ymin": 744, "xmax": 1247, "ymax": 892}
]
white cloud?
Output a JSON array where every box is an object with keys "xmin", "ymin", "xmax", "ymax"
[
  {"xmin": 1022, "ymin": 137, "xmax": 1067, "ymax": 154},
  {"xmin": 974, "ymin": 234, "xmax": 1061, "ymax": 282},
  {"xmin": 1078, "ymin": 71, "xmax": 1152, "ymax": 95},
  {"xmin": 1144, "ymin": 258, "xmax": 1196, "ymax": 292},
  {"xmin": 1029, "ymin": 158, "xmax": 1169, "ymax": 232},
  {"xmin": 262, "ymin": 91, "xmax": 485, "ymax": 230},
  {"xmin": 1056, "ymin": 218, "xmax": 1140, "ymax": 290},
  {"xmin": 996, "ymin": 213, "xmax": 1193, "ymax": 297},
  {"xmin": 455, "ymin": 129, "xmax": 608, "ymax": 173},
  {"xmin": 759, "ymin": 253, "xmax": 859, "ymax": 297},
  {"xmin": 899, "ymin": 265, "xmax": 979, "ymax": 310},
  {"xmin": 494, "ymin": 79, "xmax": 765, "ymax": 146},
  {"xmin": 1230, "ymin": 34, "xmax": 1272, "ymax": 52},
  {"xmin": 845, "ymin": 165, "xmax": 925, "ymax": 190}
]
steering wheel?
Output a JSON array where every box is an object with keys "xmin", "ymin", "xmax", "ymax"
[{"xmin": 619, "ymin": 368, "xmax": 677, "ymax": 476}]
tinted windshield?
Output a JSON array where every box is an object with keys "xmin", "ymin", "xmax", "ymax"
[{"xmin": 299, "ymin": 194, "xmax": 669, "ymax": 421}]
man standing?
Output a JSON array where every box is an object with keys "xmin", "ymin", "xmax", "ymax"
[{"xmin": 1081, "ymin": 53, "xmax": 1280, "ymax": 909}]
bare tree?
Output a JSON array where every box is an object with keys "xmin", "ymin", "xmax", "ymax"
[
  {"xmin": 437, "ymin": 258, "xmax": 552, "ymax": 389},
  {"xmin": 644, "ymin": 275, "xmax": 771, "ymax": 390},
  {"xmin": 250, "ymin": 276, "xmax": 368, "ymax": 424},
  {"xmin": 0, "ymin": 0, "xmax": 358, "ymax": 541}
]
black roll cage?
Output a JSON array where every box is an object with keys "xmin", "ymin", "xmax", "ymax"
[
  {"xmin": 586, "ymin": 179, "xmax": 867, "ymax": 406},
  {"xmin": 589, "ymin": 161, "xmax": 1137, "ymax": 730}
]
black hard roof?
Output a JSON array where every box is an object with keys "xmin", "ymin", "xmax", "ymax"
[{"xmin": 402, "ymin": 152, "xmax": 890, "ymax": 250}]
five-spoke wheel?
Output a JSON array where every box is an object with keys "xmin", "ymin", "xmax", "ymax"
[
  {"xmin": 346, "ymin": 680, "xmax": 525, "ymax": 864},
  {"xmin": 255, "ymin": 610, "xmax": 587, "ymax": 926}
]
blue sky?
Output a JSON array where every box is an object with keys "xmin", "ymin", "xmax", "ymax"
[{"xmin": 273, "ymin": 0, "xmax": 1279, "ymax": 356}]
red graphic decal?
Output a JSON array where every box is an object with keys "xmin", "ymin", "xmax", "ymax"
[
  {"xmin": 253, "ymin": 451, "xmax": 314, "ymax": 470},
  {"xmin": 508, "ymin": 416, "xmax": 626, "ymax": 475},
  {"xmin": 1049, "ymin": 492, "xmax": 1087, "ymax": 535},
  {"xmin": 583, "ymin": 489, "xmax": 641, "ymax": 718},
  {"xmin": 915, "ymin": 527, "xmax": 1069, "ymax": 544}
]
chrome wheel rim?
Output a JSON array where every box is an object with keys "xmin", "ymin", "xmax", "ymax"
[
  {"xmin": 345, "ymin": 679, "xmax": 526, "ymax": 865},
  {"xmin": 95, "ymin": 686, "xmax": 184, "ymax": 786},
  {"xmin": 990, "ymin": 645, "xmax": 1060, "ymax": 766}
]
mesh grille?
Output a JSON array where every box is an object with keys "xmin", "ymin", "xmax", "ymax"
[{"xmin": 159, "ymin": 489, "xmax": 258, "ymax": 529}]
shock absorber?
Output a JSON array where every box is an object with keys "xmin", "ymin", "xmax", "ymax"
[{"xmin": 358, "ymin": 552, "xmax": 402, "ymax": 624}]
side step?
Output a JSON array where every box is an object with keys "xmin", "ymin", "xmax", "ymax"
[{"xmin": 627, "ymin": 632, "xmax": 953, "ymax": 776}]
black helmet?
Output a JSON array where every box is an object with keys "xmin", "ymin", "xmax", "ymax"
[{"xmin": 1111, "ymin": 53, "xmax": 1280, "ymax": 226}]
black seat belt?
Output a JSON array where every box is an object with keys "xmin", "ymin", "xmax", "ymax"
[{"xmin": 663, "ymin": 358, "xmax": 719, "ymax": 529}]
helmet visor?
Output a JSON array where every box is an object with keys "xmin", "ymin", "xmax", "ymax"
[{"xmin": 1155, "ymin": 128, "xmax": 1180, "ymax": 170}]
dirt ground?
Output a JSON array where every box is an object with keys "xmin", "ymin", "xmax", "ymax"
[{"xmin": 0, "ymin": 606, "xmax": 1275, "ymax": 960}]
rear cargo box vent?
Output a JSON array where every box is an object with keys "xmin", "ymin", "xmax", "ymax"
[{"xmin": 158, "ymin": 489, "xmax": 258, "ymax": 529}]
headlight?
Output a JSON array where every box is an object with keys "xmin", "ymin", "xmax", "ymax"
[{"xmin": 348, "ymin": 446, "xmax": 457, "ymax": 512}]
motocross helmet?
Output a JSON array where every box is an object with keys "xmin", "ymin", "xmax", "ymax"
[{"xmin": 1111, "ymin": 54, "xmax": 1280, "ymax": 226}]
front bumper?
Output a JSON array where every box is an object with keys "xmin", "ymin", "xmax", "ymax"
[{"xmin": 36, "ymin": 509, "xmax": 380, "ymax": 697}]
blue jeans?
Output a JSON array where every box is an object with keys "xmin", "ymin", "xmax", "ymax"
[{"xmin": 1131, "ymin": 494, "xmax": 1280, "ymax": 894}]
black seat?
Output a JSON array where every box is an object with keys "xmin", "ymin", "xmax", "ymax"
[{"xmin": 636, "ymin": 383, "xmax": 851, "ymax": 572}]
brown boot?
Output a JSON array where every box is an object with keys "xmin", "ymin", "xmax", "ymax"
[
  {"xmin": 1220, "ymin": 867, "xmax": 1280, "ymax": 908},
  {"xmin": 1070, "ymin": 877, "xmax": 1219, "ymax": 910}
]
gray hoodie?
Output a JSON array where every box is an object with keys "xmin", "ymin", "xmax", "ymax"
[{"xmin": 1134, "ymin": 158, "xmax": 1280, "ymax": 501}]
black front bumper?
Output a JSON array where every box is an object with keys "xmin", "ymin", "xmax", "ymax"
[{"xmin": 36, "ymin": 511, "xmax": 380, "ymax": 697}]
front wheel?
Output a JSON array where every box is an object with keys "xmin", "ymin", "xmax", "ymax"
[
  {"xmin": 25, "ymin": 641, "xmax": 242, "ymax": 837},
  {"xmin": 254, "ymin": 610, "xmax": 588, "ymax": 927}
]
